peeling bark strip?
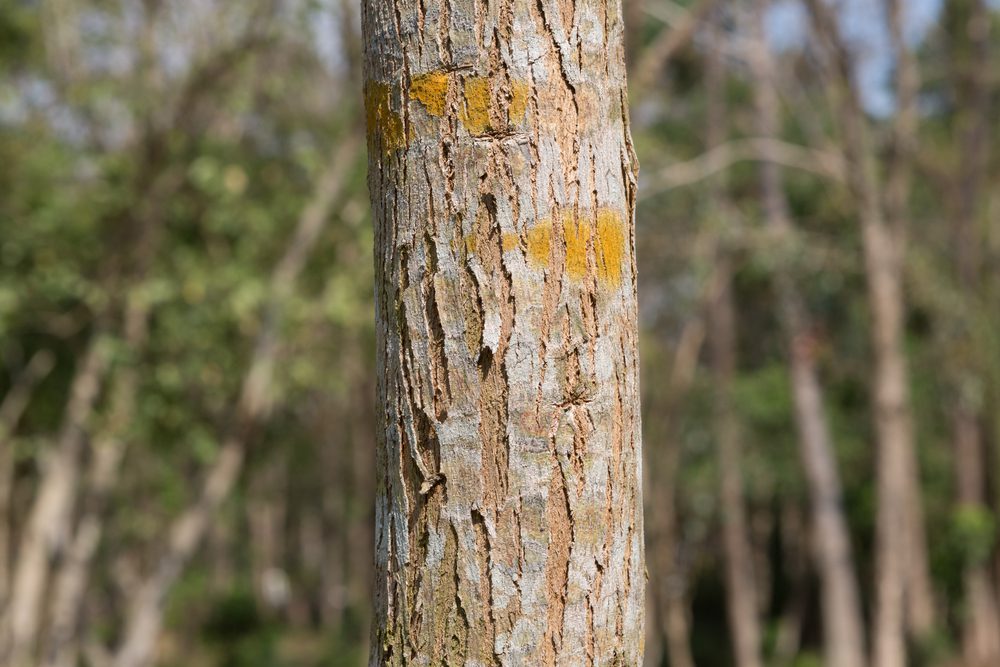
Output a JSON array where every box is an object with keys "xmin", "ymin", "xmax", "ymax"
[{"xmin": 362, "ymin": 0, "xmax": 644, "ymax": 661}]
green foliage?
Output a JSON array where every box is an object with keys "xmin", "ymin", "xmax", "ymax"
[{"xmin": 951, "ymin": 505, "xmax": 997, "ymax": 568}]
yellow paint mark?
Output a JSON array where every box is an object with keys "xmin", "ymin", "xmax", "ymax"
[
  {"xmin": 410, "ymin": 71, "xmax": 450, "ymax": 116},
  {"xmin": 461, "ymin": 76, "xmax": 493, "ymax": 135},
  {"xmin": 509, "ymin": 81, "xmax": 528, "ymax": 124},
  {"xmin": 562, "ymin": 210, "xmax": 591, "ymax": 280},
  {"xmin": 526, "ymin": 223, "xmax": 551, "ymax": 267},
  {"xmin": 465, "ymin": 234, "xmax": 477, "ymax": 255},
  {"xmin": 595, "ymin": 208, "xmax": 626, "ymax": 286},
  {"xmin": 364, "ymin": 81, "xmax": 406, "ymax": 153},
  {"xmin": 502, "ymin": 232, "xmax": 520, "ymax": 252}
]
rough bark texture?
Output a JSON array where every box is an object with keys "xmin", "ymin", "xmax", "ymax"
[{"xmin": 362, "ymin": 0, "xmax": 645, "ymax": 662}]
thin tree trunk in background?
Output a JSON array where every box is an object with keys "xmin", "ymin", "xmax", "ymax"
[
  {"xmin": 704, "ymin": 14, "xmax": 762, "ymax": 667},
  {"xmin": 112, "ymin": 136, "xmax": 359, "ymax": 667},
  {"xmin": 363, "ymin": 0, "xmax": 645, "ymax": 659},
  {"xmin": 747, "ymin": 6, "xmax": 867, "ymax": 666},
  {"xmin": 0, "ymin": 350, "xmax": 56, "ymax": 611},
  {"xmin": 41, "ymin": 0, "xmax": 81, "ymax": 86},
  {"xmin": 248, "ymin": 454, "xmax": 288, "ymax": 615},
  {"xmin": 114, "ymin": 439, "xmax": 245, "ymax": 667},
  {"xmin": 805, "ymin": 3, "xmax": 929, "ymax": 665},
  {"xmin": 2, "ymin": 56, "xmax": 182, "ymax": 659},
  {"xmin": 632, "ymin": 0, "xmax": 717, "ymax": 94},
  {"xmin": 320, "ymin": 406, "xmax": 348, "ymax": 632},
  {"xmin": 772, "ymin": 504, "xmax": 807, "ymax": 666},
  {"xmin": 346, "ymin": 359, "xmax": 375, "ymax": 632},
  {"xmin": 40, "ymin": 299, "xmax": 150, "ymax": 667},
  {"xmin": 954, "ymin": 413, "xmax": 1000, "ymax": 666},
  {"xmin": 709, "ymin": 254, "xmax": 762, "ymax": 667},
  {"xmin": 882, "ymin": 0, "xmax": 936, "ymax": 640},
  {"xmin": 751, "ymin": 508, "xmax": 774, "ymax": 617},
  {"xmin": 646, "ymin": 314, "xmax": 708, "ymax": 667},
  {"xmin": 1, "ymin": 336, "xmax": 110, "ymax": 667},
  {"xmin": 945, "ymin": 2, "xmax": 999, "ymax": 663}
]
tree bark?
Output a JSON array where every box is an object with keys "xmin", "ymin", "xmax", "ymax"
[
  {"xmin": 362, "ymin": 0, "xmax": 644, "ymax": 662},
  {"xmin": 747, "ymin": 6, "xmax": 867, "ymax": 666}
]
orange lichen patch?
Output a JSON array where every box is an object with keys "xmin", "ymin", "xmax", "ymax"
[
  {"xmin": 562, "ymin": 210, "xmax": 591, "ymax": 280},
  {"xmin": 526, "ymin": 223, "xmax": 552, "ymax": 267},
  {"xmin": 502, "ymin": 232, "xmax": 520, "ymax": 252},
  {"xmin": 508, "ymin": 81, "xmax": 529, "ymax": 124},
  {"xmin": 409, "ymin": 71, "xmax": 450, "ymax": 116},
  {"xmin": 460, "ymin": 76, "xmax": 493, "ymax": 135},
  {"xmin": 364, "ymin": 80, "xmax": 406, "ymax": 153},
  {"xmin": 594, "ymin": 208, "xmax": 626, "ymax": 286},
  {"xmin": 407, "ymin": 73, "xmax": 529, "ymax": 135}
]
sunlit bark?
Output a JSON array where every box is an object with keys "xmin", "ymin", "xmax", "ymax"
[{"xmin": 363, "ymin": 0, "xmax": 645, "ymax": 661}]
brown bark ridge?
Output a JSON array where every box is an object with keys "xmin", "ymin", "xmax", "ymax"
[{"xmin": 362, "ymin": 0, "xmax": 644, "ymax": 662}]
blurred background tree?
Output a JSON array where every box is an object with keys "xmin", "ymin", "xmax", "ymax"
[{"xmin": 0, "ymin": 0, "xmax": 999, "ymax": 666}]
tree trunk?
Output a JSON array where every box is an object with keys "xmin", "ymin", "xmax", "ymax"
[
  {"xmin": 882, "ymin": 0, "xmax": 936, "ymax": 640},
  {"xmin": 40, "ymin": 299, "xmax": 150, "ymax": 667},
  {"xmin": 772, "ymin": 503, "xmax": 807, "ymax": 666},
  {"xmin": 954, "ymin": 413, "xmax": 1000, "ymax": 666},
  {"xmin": 0, "ymin": 350, "xmax": 55, "ymax": 613},
  {"xmin": 747, "ymin": 7, "xmax": 867, "ymax": 666},
  {"xmin": 362, "ymin": 0, "xmax": 645, "ymax": 661},
  {"xmin": 645, "ymin": 314, "xmax": 706, "ymax": 667},
  {"xmin": 709, "ymin": 255, "xmax": 763, "ymax": 667},
  {"xmin": 1, "ymin": 336, "xmax": 110, "ymax": 667}
]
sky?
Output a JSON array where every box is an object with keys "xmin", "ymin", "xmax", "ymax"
[{"xmin": 766, "ymin": 0, "xmax": 944, "ymax": 116}]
